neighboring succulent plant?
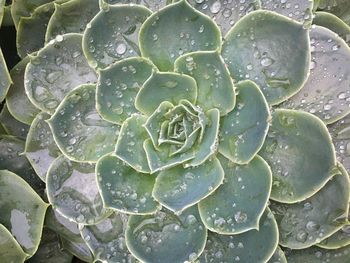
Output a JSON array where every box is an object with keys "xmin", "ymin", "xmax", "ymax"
[{"xmin": 0, "ymin": 0, "xmax": 350, "ymax": 262}]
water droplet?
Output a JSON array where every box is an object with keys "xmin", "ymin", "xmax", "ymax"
[
  {"xmin": 260, "ymin": 57, "xmax": 273, "ymax": 67},
  {"xmin": 296, "ymin": 230, "xmax": 308, "ymax": 242},
  {"xmin": 234, "ymin": 211, "xmax": 247, "ymax": 223},
  {"xmin": 55, "ymin": 35, "xmax": 64, "ymax": 42},
  {"xmin": 116, "ymin": 43, "xmax": 127, "ymax": 55},
  {"xmin": 306, "ymin": 220, "xmax": 320, "ymax": 231},
  {"xmin": 210, "ymin": 1, "xmax": 221, "ymax": 14}
]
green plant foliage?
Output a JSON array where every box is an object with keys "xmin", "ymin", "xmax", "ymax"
[{"xmin": 1, "ymin": 0, "xmax": 350, "ymax": 262}]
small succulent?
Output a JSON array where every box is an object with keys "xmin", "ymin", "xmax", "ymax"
[{"xmin": 1, "ymin": 0, "xmax": 350, "ymax": 262}]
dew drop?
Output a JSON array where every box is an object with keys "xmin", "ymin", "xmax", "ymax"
[
  {"xmin": 210, "ymin": 1, "xmax": 221, "ymax": 14},
  {"xmin": 116, "ymin": 43, "xmax": 127, "ymax": 55}
]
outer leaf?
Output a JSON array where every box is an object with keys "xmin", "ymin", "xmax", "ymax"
[
  {"xmin": 6, "ymin": 57, "xmax": 40, "ymax": 124},
  {"xmin": 60, "ymin": 238, "xmax": 94, "ymax": 263},
  {"xmin": 10, "ymin": 0, "xmax": 54, "ymax": 28},
  {"xmin": 222, "ymin": 10, "xmax": 310, "ymax": 105},
  {"xmin": 126, "ymin": 206, "xmax": 207, "ymax": 263},
  {"xmin": 82, "ymin": 4, "xmax": 151, "ymax": 69},
  {"xmin": 268, "ymin": 246, "xmax": 287, "ymax": 263},
  {"xmin": 0, "ymin": 0, "xmax": 4, "ymax": 26},
  {"xmin": 0, "ymin": 135, "xmax": 45, "ymax": 193},
  {"xmin": 80, "ymin": 213, "xmax": 138, "ymax": 263},
  {"xmin": 101, "ymin": 0, "xmax": 170, "ymax": 11},
  {"xmin": 96, "ymin": 154, "xmax": 160, "ymax": 215},
  {"xmin": 135, "ymin": 71, "xmax": 197, "ymax": 116},
  {"xmin": 281, "ymin": 25, "xmax": 350, "ymax": 124},
  {"xmin": 316, "ymin": 0, "xmax": 350, "ymax": 26},
  {"xmin": 25, "ymin": 112, "xmax": 61, "ymax": 182},
  {"xmin": 174, "ymin": 50, "xmax": 235, "ymax": 115},
  {"xmin": 27, "ymin": 228, "xmax": 73, "ymax": 263},
  {"xmin": 328, "ymin": 113, "xmax": 350, "ymax": 178},
  {"xmin": 317, "ymin": 226, "xmax": 350, "ymax": 249},
  {"xmin": 199, "ymin": 154, "xmax": 271, "ymax": 234},
  {"xmin": 97, "ymin": 57, "xmax": 156, "ymax": 124},
  {"xmin": 45, "ymin": 207, "xmax": 81, "ymax": 243},
  {"xmin": 24, "ymin": 33, "xmax": 97, "ymax": 114},
  {"xmin": 45, "ymin": 0, "xmax": 99, "ymax": 42},
  {"xmin": 0, "ymin": 170, "xmax": 49, "ymax": 256},
  {"xmin": 139, "ymin": 0, "xmax": 222, "ymax": 71},
  {"xmin": 261, "ymin": 0, "xmax": 313, "ymax": 24},
  {"xmin": 153, "ymin": 157, "xmax": 224, "ymax": 213},
  {"xmin": 286, "ymin": 244, "xmax": 350, "ymax": 263},
  {"xmin": 0, "ymin": 224, "xmax": 26, "ymax": 263},
  {"xmin": 0, "ymin": 104, "xmax": 29, "ymax": 139},
  {"xmin": 270, "ymin": 167, "xmax": 350, "ymax": 249},
  {"xmin": 174, "ymin": 0, "xmax": 261, "ymax": 36},
  {"xmin": 0, "ymin": 48, "xmax": 11, "ymax": 102},
  {"xmin": 259, "ymin": 109, "xmax": 336, "ymax": 203},
  {"xmin": 16, "ymin": 2, "xmax": 55, "ymax": 58},
  {"xmin": 48, "ymin": 84, "xmax": 120, "ymax": 162},
  {"xmin": 46, "ymin": 155, "xmax": 112, "ymax": 225},
  {"xmin": 219, "ymin": 80, "xmax": 270, "ymax": 164},
  {"xmin": 314, "ymin": 11, "xmax": 350, "ymax": 45},
  {"xmin": 197, "ymin": 208, "xmax": 278, "ymax": 263}
]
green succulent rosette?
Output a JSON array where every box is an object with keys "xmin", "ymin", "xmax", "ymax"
[{"xmin": 1, "ymin": 0, "xmax": 350, "ymax": 262}]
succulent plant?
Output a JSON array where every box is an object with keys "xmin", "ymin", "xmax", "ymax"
[{"xmin": 0, "ymin": 0, "xmax": 350, "ymax": 262}]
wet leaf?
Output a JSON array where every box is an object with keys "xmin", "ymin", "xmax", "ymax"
[
  {"xmin": 222, "ymin": 10, "xmax": 310, "ymax": 105},
  {"xmin": 0, "ymin": 224, "xmax": 27, "ymax": 263},
  {"xmin": 0, "ymin": 170, "xmax": 48, "ymax": 256},
  {"xmin": 139, "ymin": 0, "xmax": 221, "ymax": 71}
]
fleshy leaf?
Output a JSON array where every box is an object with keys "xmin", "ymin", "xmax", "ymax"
[
  {"xmin": 0, "ymin": 104, "xmax": 29, "ymax": 139},
  {"xmin": 328, "ymin": 113, "xmax": 350, "ymax": 180},
  {"xmin": 115, "ymin": 114, "xmax": 150, "ymax": 173},
  {"xmin": 80, "ymin": 213, "xmax": 138, "ymax": 263},
  {"xmin": 0, "ymin": 0, "xmax": 4, "ymax": 25},
  {"xmin": 0, "ymin": 135, "xmax": 45, "ymax": 193},
  {"xmin": 6, "ymin": 57, "xmax": 40, "ymax": 124},
  {"xmin": 0, "ymin": 48, "xmax": 11, "ymax": 102},
  {"xmin": 197, "ymin": 208, "xmax": 278, "ymax": 263},
  {"xmin": 317, "ymin": 225, "xmax": 350, "ymax": 249},
  {"xmin": 102, "ymin": 0, "xmax": 170, "ymax": 11},
  {"xmin": 135, "ymin": 71, "xmax": 197, "ymax": 116},
  {"xmin": 270, "ymin": 166, "xmax": 350, "ymax": 249},
  {"xmin": 261, "ymin": 0, "xmax": 313, "ymax": 24},
  {"xmin": 174, "ymin": 0, "xmax": 260, "ymax": 36},
  {"xmin": 25, "ymin": 112, "xmax": 61, "ymax": 182},
  {"xmin": 153, "ymin": 157, "xmax": 224, "ymax": 213},
  {"xmin": 286, "ymin": 244, "xmax": 350, "ymax": 263},
  {"xmin": 97, "ymin": 57, "xmax": 156, "ymax": 124},
  {"xmin": 45, "ymin": 207, "xmax": 94, "ymax": 262},
  {"xmin": 174, "ymin": 50, "xmax": 235, "ymax": 115},
  {"xmin": 268, "ymin": 246, "xmax": 287, "ymax": 263},
  {"xmin": 144, "ymin": 101, "xmax": 174, "ymax": 149},
  {"xmin": 27, "ymin": 228, "xmax": 73, "ymax": 263},
  {"xmin": 45, "ymin": 207, "xmax": 81, "ymax": 243},
  {"xmin": 222, "ymin": 10, "xmax": 310, "ymax": 105},
  {"xmin": 48, "ymin": 84, "xmax": 120, "ymax": 162},
  {"xmin": 314, "ymin": 11, "xmax": 350, "ymax": 45},
  {"xmin": 219, "ymin": 80, "xmax": 270, "ymax": 164},
  {"xmin": 315, "ymin": 0, "xmax": 350, "ymax": 26},
  {"xmin": 0, "ymin": 224, "xmax": 26, "ymax": 263},
  {"xmin": 187, "ymin": 108, "xmax": 220, "ymax": 167},
  {"xmin": 61, "ymin": 238, "xmax": 94, "ymax": 263},
  {"xmin": 281, "ymin": 25, "xmax": 350, "ymax": 124},
  {"xmin": 139, "ymin": 0, "xmax": 222, "ymax": 71},
  {"xmin": 126, "ymin": 206, "xmax": 207, "ymax": 263},
  {"xmin": 259, "ymin": 109, "xmax": 336, "ymax": 203},
  {"xmin": 16, "ymin": 2, "xmax": 55, "ymax": 58},
  {"xmin": 143, "ymin": 138, "xmax": 196, "ymax": 173},
  {"xmin": 24, "ymin": 33, "xmax": 97, "ymax": 114},
  {"xmin": 96, "ymin": 154, "xmax": 160, "ymax": 215},
  {"xmin": 45, "ymin": 0, "xmax": 99, "ymax": 42},
  {"xmin": 46, "ymin": 155, "xmax": 112, "ymax": 225},
  {"xmin": 10, "ymin": 0, "xmax": 54, "ymax": 28},
  {"xmin": 0, "ymin": 170, "xmax": 48, "ymax": 256},
  {"xmin": 199, "ymin": 154, "xmax": 271, "ymax": 234},
  {"xmin": 82, "ymin": 4, "xmax": 151, "ymax": 69}
]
